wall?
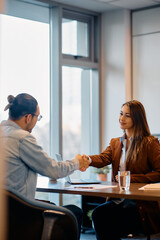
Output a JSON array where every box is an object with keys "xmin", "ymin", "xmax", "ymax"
[
  {"xmin": 101, "ymin": 9, "xmax": 131, "ymax": 150},
  {"xmin": 132, "ymin": 7, "xmax": 160, "ymax": 134},
  {"xmin": 2, "ymin": 0, "xmax": 49, "ymax": 23}
]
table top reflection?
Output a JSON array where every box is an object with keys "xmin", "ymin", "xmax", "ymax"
[{"xmin": 36, "ymin": 177, "xmax": 160, "ymax": 201}]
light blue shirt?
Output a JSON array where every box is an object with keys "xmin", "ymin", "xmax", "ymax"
[{"xmin": 1, "ymin": 120, "xmax": 79, "ymax": 200}]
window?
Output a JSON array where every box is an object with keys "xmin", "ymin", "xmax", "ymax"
[
  {"xmin": 62, "ymin": 66, "xmax": 99, "ymax": 163},
  {"xmin": 62, "ymin": 10, "xmax": 95, "ymax": 61},
  {"xmin": 62, "ymin": 66, "xmax": 99, "ymax": 206},
  {"xmin": 62, "ymin": 18, "xmax": 89, "ymax": 57},
  {"xmin": 62, "ymin": 66, "xmax": 81, "ymax": 159},
  {"xmin": 60, "ymin": 10, "xmax": 100, "ymax": 206},
  {"xmin": 0, "ymin": 14, "xmax": 50, "ymax": 154}
]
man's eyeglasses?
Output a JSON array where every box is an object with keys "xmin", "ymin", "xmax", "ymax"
[{"xmin": 32, "ymin": 114, "xmax": 43, "ymax": 121}]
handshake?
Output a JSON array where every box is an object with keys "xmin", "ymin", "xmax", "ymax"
[{"xmin": 75, "ymin": 154, "xmax": 90, "ymax": 172}]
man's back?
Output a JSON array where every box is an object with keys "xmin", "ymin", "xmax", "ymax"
[{"xmin": 1, "ymin": 120, "xmax": 37, "ymax": 199}]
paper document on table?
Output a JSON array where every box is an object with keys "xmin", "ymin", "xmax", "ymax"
[
  {"xmin": 139, "ymin": 183, "xmax": 160, "ymax": 190},
  {"xmin": 65, "ymin": 184, "xmax": 117, "ymax": 190}
]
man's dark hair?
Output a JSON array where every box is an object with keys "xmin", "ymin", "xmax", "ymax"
[{"xmin": 4, "ymin": 93, "xmax": 38, "ymax": 120}]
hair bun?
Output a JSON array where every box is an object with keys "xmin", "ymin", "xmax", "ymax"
[
  {"xmin": 4, "ymin": 95, "xmax": 15, "ymax": 111},
  {"xmin": 7, "ymin": 95, "xmax": 15, "ymax": 103}
]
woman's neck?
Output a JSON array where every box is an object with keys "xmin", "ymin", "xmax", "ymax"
[{"xmin": 125, "ymin": 129, "xmax": 133, "ymax": 139}]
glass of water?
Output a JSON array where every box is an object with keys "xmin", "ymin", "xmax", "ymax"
[{"xmin": 118, "ymin": 171, "xmax": 130, "ymax": 191}]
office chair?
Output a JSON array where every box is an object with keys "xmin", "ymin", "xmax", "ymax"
[{"xmin": 5, "ymin": 188, "xmax": 78, "ymax": 240}]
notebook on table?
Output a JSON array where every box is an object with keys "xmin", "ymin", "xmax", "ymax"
[{"xmin": 55, "ymin": 153, "xmax": 101, "ymax": 185}]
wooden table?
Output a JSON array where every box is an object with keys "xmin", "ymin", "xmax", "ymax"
[{"xmin": 36, "ymin": 177, "xmax": 160, "ymax": 201}]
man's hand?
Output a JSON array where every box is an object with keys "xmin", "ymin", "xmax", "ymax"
[
  {"xmin": 75, "ymin": 154, "xmax": 90, "ymax": 172},
  {"xmin": 115, "ymin": 174, "xmax": 119, "ymax": 182}
]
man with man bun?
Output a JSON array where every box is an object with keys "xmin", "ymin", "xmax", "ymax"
[{"xmin": 1, "ymin": 93, "xmax": 90, "ymax": 238}]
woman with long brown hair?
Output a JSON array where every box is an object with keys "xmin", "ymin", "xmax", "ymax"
[{"xmin": 82, "ymin": 100, "xmax": 160, "ymax": 240}]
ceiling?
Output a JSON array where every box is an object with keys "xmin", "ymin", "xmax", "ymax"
[{"xmin": 51, "ymin": 0, "xmax": 160, "ymax": 13}]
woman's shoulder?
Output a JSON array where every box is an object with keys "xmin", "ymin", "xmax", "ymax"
[
  {"xmin": 110, "ymin": 137, "xmax": 122, "ymax": 145},
  {"xmin": 144, "ymin": 135, "xmax": 159, "ymax": 145}
]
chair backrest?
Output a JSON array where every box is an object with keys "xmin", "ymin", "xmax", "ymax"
[{"xmin": 5, "ymin": 188, "xmax": 78, "ymax": 240}]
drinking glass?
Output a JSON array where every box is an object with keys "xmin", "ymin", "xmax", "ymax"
[{"xmin": 118, "ymin": 171, "xmax": 130, "ymax": 191}]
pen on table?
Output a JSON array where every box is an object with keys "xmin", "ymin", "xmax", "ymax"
[{"xmin": 74, "ymin": 186, "xmax": 94, "ymax": 189}]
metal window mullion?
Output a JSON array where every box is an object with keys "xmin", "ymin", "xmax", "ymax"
[
  {"xmin": 90, "ymin": 16, "xmax": 95, "ymax": 63},
  {"xmin": 50, "ymin": 6, "xmax": 63, "ymax": 206},
  {"xmin": 50, "ymin": 6, "xmax": 62, "ymax": 159},
  {"xmin": 90, "ymin": 70, "xmax": 100, "ymax": 155}
]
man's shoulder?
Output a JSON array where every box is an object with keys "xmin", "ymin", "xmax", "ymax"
[
  {"xmin": 1, "ymin": 120, "xmax": 30, "ymax": 140},
  {"xmin": 15, "ymin": 129, "xmax": 31, "ymax": 141},
  {"xmin": 13, "ymin": 129, "xmax": 36, "ymax": 145}
]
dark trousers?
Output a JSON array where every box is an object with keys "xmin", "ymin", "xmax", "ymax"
[
  {"xmin": 92, "ymin": 199, "xmax": 143, "ymax": 240},
  {"xmin": 64, "ymin": 204, "xmax": 83, "ymax": 240}
]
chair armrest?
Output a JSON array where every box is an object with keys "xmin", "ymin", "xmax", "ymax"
[{"xmin": 41, "ymin": 210, "xmax": 65, "ymax": 240}]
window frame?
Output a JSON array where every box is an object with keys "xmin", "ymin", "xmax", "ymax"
[
  {"xmin": 62, "ymin": 9, "xmax": 94, "ymax": 62},
  {"xmin": 50, "ymin": 6, "xmax": 101, "ymax": 162}
]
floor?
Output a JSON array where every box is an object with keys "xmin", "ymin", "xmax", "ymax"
[
  {"xmin": 80, "ymin": 230, "xmax": 96, "ymax": 240},
  {"xmin": 80, "ymin": 231, "xmax": 160, "ymax": 240}
]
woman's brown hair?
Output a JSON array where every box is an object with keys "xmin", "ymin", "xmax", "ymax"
[{"xmin": 122, "ymin": 100, "xmax": 152, "ymax": 164}]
